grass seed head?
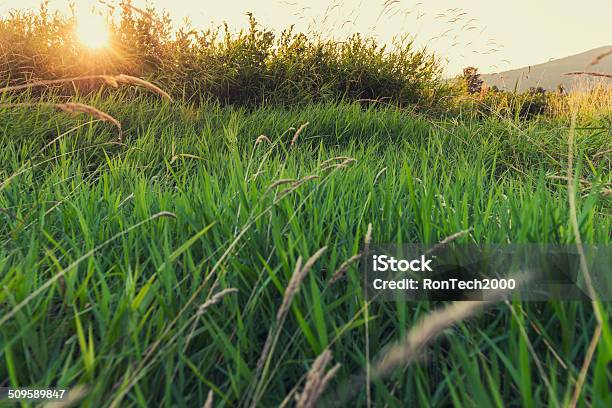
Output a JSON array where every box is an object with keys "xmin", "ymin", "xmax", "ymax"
[
  {"xmin": 197, "ymin": 288, "xmax": 238, "ymax": 316},
  {"xmin": 588, "ymin": 49, "xmax": 612, "ymax": 67},
  {"xmin": 277, "ymin": 247, "xmax": 327, "ymax": 321},
  {"xmin": 329, "ymin": 254, "xmax": 362, "ymax": 284},
  {"xmin": 265, "ymin": 178, "xmax": 298, "ymax": 195},
  {"xmin": 115, "ymin": 74, "xmax": 174, "ymax": 102},
  {"xmin": 0, "ymin": 74, "xmax": 173, "ymax": 102},
  {"xmin": 255, "ymin": 135, "xmax": 272, "ymax": 145},
  {"xmin": 564, "ymin": 71, "xmax": 612, "ymax": 79},
  {"xmin": 58, "ymin": 102, "xmax": 123, "ymax": 141},
  {"xmin": 290, "ymin": 122, "xmax": 310, "ymax": 148},
  {"xmin": 364, "ymin": 223, "xmax": 372, "ymax": 248},
  {"xmin": 296, "ymin": 350, "xmax": 341, "ymax": 408},
  {"xmin": 204, "ymin": 390, "xmax": 214, "ymax": 408},
  {"xmin": 320, "ymin": 156, "xmax": 354, "ymax": 167}
]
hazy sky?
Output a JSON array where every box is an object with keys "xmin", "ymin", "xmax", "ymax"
[{"xmin": 1, "ymin": 0, "xmax": 611, "ymax": 75}]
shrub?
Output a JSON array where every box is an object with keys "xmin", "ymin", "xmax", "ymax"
[
  {"xmin": 451, "ymin": 68, "xmax": 561, "ymax": 120},
  {"xmin": 0, "ymin": 2, "xmax": 449, "ymax": 111}
]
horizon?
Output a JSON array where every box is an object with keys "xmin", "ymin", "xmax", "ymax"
[{"xmin": 1, "ymin": 0, "xmax": 611, "ymax": 76}]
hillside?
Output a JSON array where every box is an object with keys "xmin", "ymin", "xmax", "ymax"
[{"xmin": 481, "ymin": 45, "xmax": 612, "ymax": 92}]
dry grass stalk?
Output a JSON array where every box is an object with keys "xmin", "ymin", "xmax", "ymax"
[
  {"xmin": 117, "ymin": 1, "xmax": 158, "ymax": 22},
  {"xmin": 291, "ymin": 247, "xmax": 328, "ymax": 300},
  {"xmin": 290, "ymin": 122, "xmax": 310, "ymax": 148},
  {"xmin": 115, "ymin": 74, "xmax": 174, "ymax": 102},
  {"xmin": 548, "ymin": 175, "xmax": 593, "ymax": 186},
  {"xmin": 340, "ymin": 227, "xmax": 507, "ymax": 407},
  {"xmin": 564, "ymin": 71, "xmax": 612, "ymax": 79},
  {"xmin": 592, "ymin": 149, "xmax": 611, "ymax": 159},
  {"xmin": 249, "ymin": 170, "xmax": 265, "ymax": 181},
  {"xmin": 275, "ymin": 175, "xmax": 321, "ymax": 199},
  {"xmin": 356, "ymin": 97, "xmax": 391, "ymax": 104},
  {"xmin": 504, "ymin": 300, "xmax": 558, "ymax": 405},
  {"xmin": 340, "ymin": 159, "xmax": 357, "ymax": 168},
  {"xmin": 0, "ymin": 74, "xmax": 173, "ymax": 101},
  {"xmin": 362, "ymin": 222, "xmax": 372, "ymax": 408},
  {"xmin": 296, "ymin": 350, "xmax": 341, "ymax": 408},
  {"xmin": 252, "ymin": 246, "xmax": 327, "ymax": 406},
  {"xmin": 329, "ymin": 254, "xmax": 362, "ymax": 284},
  {"xmin": 548, "ymin": 175, "xmax": 611, "ymax": 197},
  {"xmin": 517, "ymin": 307, "xmax": 567, "ymax": 369},
  {"xmin": 321, "ymin": 158, "xmax": 357, "ymax": 171},
  {"xmin": 59, "ymin": 102, "xmax": 123, "ymax": 141},
  {"xmin": 264, "ymin": 178, "xmax": 297, "ymax": 195},
  {"xmin": 330, "ymin": 223, "xmax": 372, "ymax": 284},
  {"xmin": 102, "ymin": 75, "xmax": 119, "ymax": 88},
  {"xmin": 566, "ymin": 112, "xmax": 604, "ymax": 408},
  {"xmin": 1, "ymin": 75, "xmax": 109, "ymax": 92},
  {"xmin": 373, "ymin": 292, "xmax": 506, "ymax": 378},
  {"xmin": 256, "ymin": 257, "xmax": 301, "ymax": 373},
  {"xmin": 570, "ymin": 325, "xmax": 602, "ymax": 408},
  {"xmin": 320, "ymin": 156, "xmax": 355, "ymax": 167},
  {"xmin": 170, "ymin": 153, "xmax": 204, "ymax": 164},
  {"xmin": 588, "ymin": 49, "xmax": 612, "ymax": 67},
  {"xmin": 197, "ymin": 288, "xmax": 238, "ymax": 316},
  {"xmin": 426, "ymin": 228, "xmax": 473, "ymax": 255},
  {"xmin": 255, "ymin": 134, "xmax": 272, "ymax": 145},
  {"xmin": 299, "ymin": 175, "xmax": 321, "ymax": 182},
  {"xmin": 44, "ymin": 385, "xmax": 88, "ymax": 408},
  {"xmin": 97, "ymin": 0, "xmax": 157, "ymax": 21},
  {"xmin": 1, "ymin": 102, "xmax": 123, "ymax": 141},
  {"xmin": 548, "ymin": 82, "xmax": 612, "ymax": 117},
  {"xmin": 203, "ymin": 390, "xmax": 214, "ymax": 408},
  {"xmin": 364, "ymin": 223, "xmax": 372, "ymax": 248}
]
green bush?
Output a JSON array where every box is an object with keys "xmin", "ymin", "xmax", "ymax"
[
  {"xmin": 0, "ymin": 2, "xmax": 449, "ymax": 111},
  {"xmin": 451, "ymin": 67, "xmax": 561, "ymax": 119}
]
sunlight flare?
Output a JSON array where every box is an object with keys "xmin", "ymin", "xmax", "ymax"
[{"xmin": 75, "ymin": 7, "xmax": 109, "ymax": 49}]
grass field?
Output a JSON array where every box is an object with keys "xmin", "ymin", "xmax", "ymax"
[{"xmin": 0, "ymin": 94, "xmax": 610, "ymax": 406}]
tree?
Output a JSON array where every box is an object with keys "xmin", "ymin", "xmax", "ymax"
[{"xmin": 462, "ymin": 66, "xmax": 483, "ymax": 94}]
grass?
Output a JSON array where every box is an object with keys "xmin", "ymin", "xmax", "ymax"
[{"xmin": 0, "ymin": 94, "xmax": 611, "ymax": 406}]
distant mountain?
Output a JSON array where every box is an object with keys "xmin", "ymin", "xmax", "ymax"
[{"xmin": 481, "ymin": 46, "xmax": 612, "ymax": 92}]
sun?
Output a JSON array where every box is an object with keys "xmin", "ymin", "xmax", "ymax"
[{"xmin": 75, "ymin": 8, "xmax": 110, "ymax": 49}]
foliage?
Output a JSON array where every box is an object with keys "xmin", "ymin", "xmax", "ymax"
[
  {"xmin": 479, "ymin": 86, "xmax": 552, "ymax": 118},
  {"xmin": 452, "ymin": 66, "xmax": 612, "ymax": 121},
  {"xmin": 0, "ymin": 2, "xmax": 448, "ymax": 110},
  {"xmin": 452, "ymin": 76, "xmax": 572, "ymax": 120},
  {"xmin": 461, "ymin": 66, "xmax": 484, "ymax": 94}
]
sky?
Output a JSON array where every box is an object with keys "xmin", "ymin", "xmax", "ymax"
[{"xmin": 1, "ymin": 0, "xmax": 611, "ymax": 76}]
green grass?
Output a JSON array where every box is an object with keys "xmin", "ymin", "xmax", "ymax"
[{"xmin": 0, "ymin": 95, "xmax": 610, "ymax": 407}]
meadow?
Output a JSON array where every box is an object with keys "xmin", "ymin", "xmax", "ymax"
[
  {"xmin": 0, "ymin": 93, "xmax": 610, "ymax": 406},
  {"xmin": 1, "ymin": 3, "xmax": 611, "ymax": 408}
]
